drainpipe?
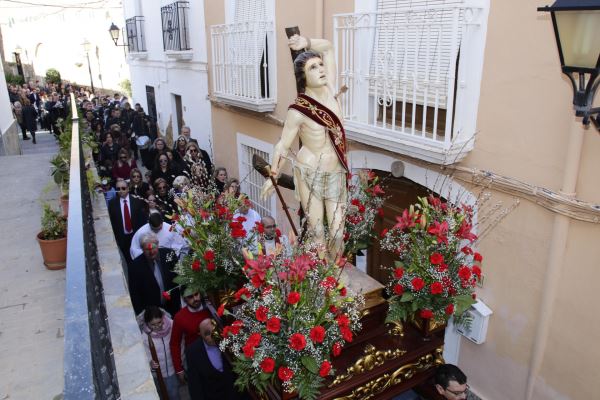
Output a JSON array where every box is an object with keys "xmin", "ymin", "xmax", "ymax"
[
  {"xmin": 525, "ymin": 120, "xmax": 586, "ymax": 400},
  {"xmin": 316, "ymin": 0, "xmax": 324, "ymax": 38}
]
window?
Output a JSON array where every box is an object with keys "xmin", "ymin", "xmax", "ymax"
[
  {"xmin": 237, "ymin": 134, "xmax": 275, "ymax": 218},
  {"xmin": 145, "ymin": 85, "xmax": 157, "ymax": 120},
  {"xmin": 126, "ymin": 16, "xmax": 146, "ymax": 52},
  {"xmin": 334, "ymin": 0, "xmax": 489, "ymax": 164},
  {"xmin": 161, "ymin": 1, "xmax": 191, "ymax": 51},
  {"xmin": 210, "ymin": 0, "xmax": 276, "ymax": 112}
]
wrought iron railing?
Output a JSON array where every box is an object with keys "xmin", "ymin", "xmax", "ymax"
[
  {"xmin": 63, "ymin": 93, "xmax": 120, "ymax": 399},
  {"xmin": 333, "ymin": 1, "xmax": 489, "ymax": 162},
  {"xmin": 211, "ymin": 20, "xmax": 276, "ymax": 111},
  {"xmin": 161, "ymin": 1, "xmax": 191, "ymax": 51},
  {"xmin": 126, "ymin": 16, "xmax": 146, "ymax": 52}
]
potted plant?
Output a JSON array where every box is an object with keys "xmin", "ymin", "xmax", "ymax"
[
  {"xmin": 50, "ymin": 152, "xmax": 70, "ymax": 216},
  {"xmin": 381, "ymin": 195, "xmax": 482, "ymax": 338},
  {"xmin": 37, "ymin": 203, "xmax": 68, "ymax": 270}
]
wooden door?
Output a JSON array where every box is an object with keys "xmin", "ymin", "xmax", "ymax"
[{"xmin": 367, "ymin": 171, "xmax": 431, "ymax": 284}]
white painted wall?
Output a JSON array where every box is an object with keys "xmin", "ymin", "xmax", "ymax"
[
  {"xmin": 0, "ymin": 60, "xmax": 14, "ymax": 135},
  {"xmin": 123, "ymin": 0, "xmax": 213, "ymax": 153}
]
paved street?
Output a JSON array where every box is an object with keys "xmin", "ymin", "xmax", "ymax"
[{"xmin": 0, "ymin": 131, "xmax": 64, "ymax": 400}]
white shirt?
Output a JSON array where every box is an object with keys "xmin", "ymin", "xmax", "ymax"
[
  {"xmin": 233, "ymin": 209, "xmax": 262, "ymax": 239},
  {"xmin": 120, "ymin": 195, "xmax": 133, "ymax": 234},
  {"xmin": 130, "ymin": 222, "xmax": 188, "ymax": 259}
]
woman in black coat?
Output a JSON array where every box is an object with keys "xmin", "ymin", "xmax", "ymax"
[
  {"xmin": 151, "ymin": 152, "xmax": 178, "ymax": 187},
  {"xmin": 22, "ymin": 99, "xmax": 38, "ymax": 143},
  {"xmin": 100, "ymin": 132, "xmax": 121, "ymax": 163}
]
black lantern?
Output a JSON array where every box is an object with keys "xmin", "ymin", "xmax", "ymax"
[
  {"xmin": 538, "ymin": 0, "xmax": 600, "ymax": 128},
  {"xmin": 109, "ymin": 22, "xmax": 127, "ymax": 47}
]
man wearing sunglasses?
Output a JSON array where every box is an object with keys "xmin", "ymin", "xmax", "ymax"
[
  {"xmin": 435, "ymin": 364, "xmax": 474, "ymax": 400},
  {"xmin": 108, "ymin": 178, "xmax": 148, "ymax": 265}
]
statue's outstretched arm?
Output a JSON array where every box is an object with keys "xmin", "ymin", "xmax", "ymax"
[
  {"xmin": 261, "ymin": 110, "xmax": 303, "ymax": 198},
  {"xmin": 289, "ymin": 35, "xmax": 336, "ymax": 93}
]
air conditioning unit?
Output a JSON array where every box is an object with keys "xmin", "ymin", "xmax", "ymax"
[{"xmin": 456, "ymin": 299, "xmax": 492, "ymax": 344}]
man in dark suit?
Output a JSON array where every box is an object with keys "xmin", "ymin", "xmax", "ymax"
[
  {"xmin": 108, "ymin": 178, "xmax": 147, "ymax": 265},
  {"xmin": 186, "ymin": 318, "xmax": 243, "ymax": 400},
  {"xmin": 128, "ymin": 232, "xmax": 181, "ymax": 316}
]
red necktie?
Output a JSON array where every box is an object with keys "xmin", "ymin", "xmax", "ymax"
[{"xmin": 123, "ymin": 199, "xmax": 133, "ymax": 233}]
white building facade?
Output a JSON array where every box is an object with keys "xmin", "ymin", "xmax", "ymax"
[{"xmin": 121, "ymin": 0, "xmax": 213, "ymax": 152}]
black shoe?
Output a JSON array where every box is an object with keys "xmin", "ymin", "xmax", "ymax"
[
  {"xmin": 33, "ymin": 138, "xmax": 37, "ymax": 144},
  {"xmin": 23, "ymin": 136, "xmax": 30, "ymax": 140}
]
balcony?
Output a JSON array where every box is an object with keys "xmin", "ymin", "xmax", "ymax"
[
  {"xmin": 333, "ymin": 1, "xmax": 489, "ymax": 164},
  {"xmin": 161, "ymin": 1, "xmax": 192, "ymax": 57},
  {"xmin": 125, "ymin": 16, "xmax": 147, "ymax": 59},
  {"xmin": 211, "ymin": 20, "xmax": 276, "ymax": 112}
]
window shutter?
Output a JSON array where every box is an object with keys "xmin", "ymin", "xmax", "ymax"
[{"xmin": 370, "ymin": 0, "xmax": 465, "ymax": 108}]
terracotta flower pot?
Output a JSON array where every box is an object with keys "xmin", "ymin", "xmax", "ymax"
[
  {"xmin": 36, "ymin": 232, "xmax": 67, "ymax": 270},
  {"xmin": 60, "ymin": 195, "xmax": 69, "ymax": 217}
]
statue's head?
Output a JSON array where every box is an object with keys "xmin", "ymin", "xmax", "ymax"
[{"xmin": 294, "ymin": 50, "xmax": 323, "ymax": 93}]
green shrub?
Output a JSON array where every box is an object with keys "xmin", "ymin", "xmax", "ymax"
[
  {"xmin": 40, "ymin": 203, "xmax": 67, "ymax": 240},
  {"xmin": 45, "ymin": 68, "xmax": 62, "ymax": 84}
]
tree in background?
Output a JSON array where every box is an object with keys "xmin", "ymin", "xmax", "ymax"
[{"xmin": 45, "ymin": 68, "xmax": 62, "ymax": 85}]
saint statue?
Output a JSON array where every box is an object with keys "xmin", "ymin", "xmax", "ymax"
[{"xmin": 261, "ymin": 35, "xmax": 348, "ymax": 259}]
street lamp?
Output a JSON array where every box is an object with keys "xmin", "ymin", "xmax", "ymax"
[
  {"xmin": 538, "ymin": 0, "xmax": 600, "ymax": 128},
  {"xmin": 82, "ymin": 39, "xmax": 95, "ymax": 94},
  {"xmin": 13, "ymin": 45, "xmax": 25, "ymax": 82},
  {"xmin": 108, "ymin": 22, "xmax": 128, "ymax": 47}
]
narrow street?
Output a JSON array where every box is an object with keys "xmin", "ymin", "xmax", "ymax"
[{"xmin": 0, "ymin": 131, "xmax": 64, "ymax": 400}]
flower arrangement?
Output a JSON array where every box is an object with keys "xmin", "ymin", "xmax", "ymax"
[
  {"xmin": 344, "ymin": 170, "xmax": 386, "ymax": 256},
  {"xmin": 218, "ymin": 243, "xmax": 364, "ymax": 400},
  {"xmin": 381, "ymin": 195, "xmax": 482, "ymax": 326},
  {"xmin": 171, "ymin": 187, "xmax": 251, "ymax": 295}
]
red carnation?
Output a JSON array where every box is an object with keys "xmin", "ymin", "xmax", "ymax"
[
  {"xmin": 321, "ymin": 276, "xmax": 337, "ymax": 290},
  {"xmin": 289, "ymin": 333, "xmax": 307, "ymax": 351},
  {"xmin": 242, "ymin": 343, "xmax": 255, "ymax": 358},
  {"xmin": 217, "ymin": 304, "xmax": 225, "ymax": 317},
  {"xmin": 256, "ymin": 306, "xmax": 268, "ymax": 322},
  {"xmin": 437, "ymin": 263, "xmax": 448, "ymax": 273},
  {"xmin": 445, "ymin": 303, "xmax": 455, "ymax": 315},
  {"xmin": 394, "ymin": 267, "xmax": 404, "ymax": 279},
  {"xmin": 340, "ymin": 326, "xmax": 353, "ymax": 343},
  {"xmin": 287, "ymin": 291, "xmax": 301, "ymax": 305},
  {"xmin": 332, "ymin": 342, "xmax": 343, "ymax": 357},
  {"xmin": 339, "ymin": 287, "xmax": 347, "ymax": 297},
  {"xmin": 393, "ymin": 284, "xmax": 404, "ymax": 295},
  {"xmin": 260, "ymin": 357, "xmax": 275, "ymax": 373},
  {"xmin": 221, "ymin": 326, "xmax": 231, "ymax": 338},
  {"xmin": 458, "ymin": 266, "xmax": 472, "ymax": 280},
  {"xmin": 162, "ymin": 291, "xmax": 171, "ymax": 301},
  {"xmin": 472, "ymin": 265, "xmax": 482, "ymax": 279},
  {"xmin": 255, "ymin": 222, "xmax": 265, "ymax": 234},
  {"xmin": 380, "ymin": 228, "xmax": 389, "ymax": 238},
  {"xmin": 329, "ymin": 305, "xmax": 338, "ymax": 314},
  {"xmin": 230, "ymin": 320, "xmax": 243, "ymax": 335},
  {"xmin": 430, "ymin": 252, "xmax": 444, "ymax": 265},
  {"xmin": 247, "ymin": 332, "xmax": 262, "ymax": 347},
  {"xmin": 309, "ymin": 326, "xmax": 326, "ymax": 344},
  {"xmin": 319, "ymin": 361, "xmax": 332, "ymax": 377},
  {"xmin": 411, "ymin": 277, "xmax": 425, "ymax": 291},
  {"xmin": 234, "ymin": 287, "xmax": 251, "ymax": 301},
  {"xmin": 420, "ymin": 309, "xmax": 434, "ymax": 319},
  {"xmin": 266, "ymin": 317, "xmax": 281, "ymax": 333},
  {"xmin": 336, "ymin": 314, "xmax": 350, "ymax": 328},
  {"xmin": 275, "ymin": 228, "xmax": 282, "ymax": 238},
  {"xmin": 474, "ymin": 252, "xmax": 483, "ymax": 262},
  {"xmin": 191, "ymin": 259, "xmax": 201, "ymax": 271},
  {"xmin": 430, "ymin": 281, "xmax": 443, "ymax": 295},
  {"xmin": 203, "ymin": 250, "xmax": 215, "ymax": 262},
  {"xmin": 206, "ymin": 262, "xmax": 216, "ymax": 271},
  {"xmin": 461, "ymin": 246, "xmax": 473, "ymax": 255},
  {"xmin": 278, "ymin": 366, "xmax": 294, "ymax": 382}
]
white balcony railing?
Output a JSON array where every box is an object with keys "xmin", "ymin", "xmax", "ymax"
[
  {"xmin": 334, "ymin": 1, "xmax": 489, "ymax": 164},
  {"xmin": 211, "ymin": 20, "xmax": 276, "ymax": 112}
]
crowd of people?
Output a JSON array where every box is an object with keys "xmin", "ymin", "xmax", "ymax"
[{"xmin": 8, "ymin": 80, "xmax": 70, "ymax": 143}]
